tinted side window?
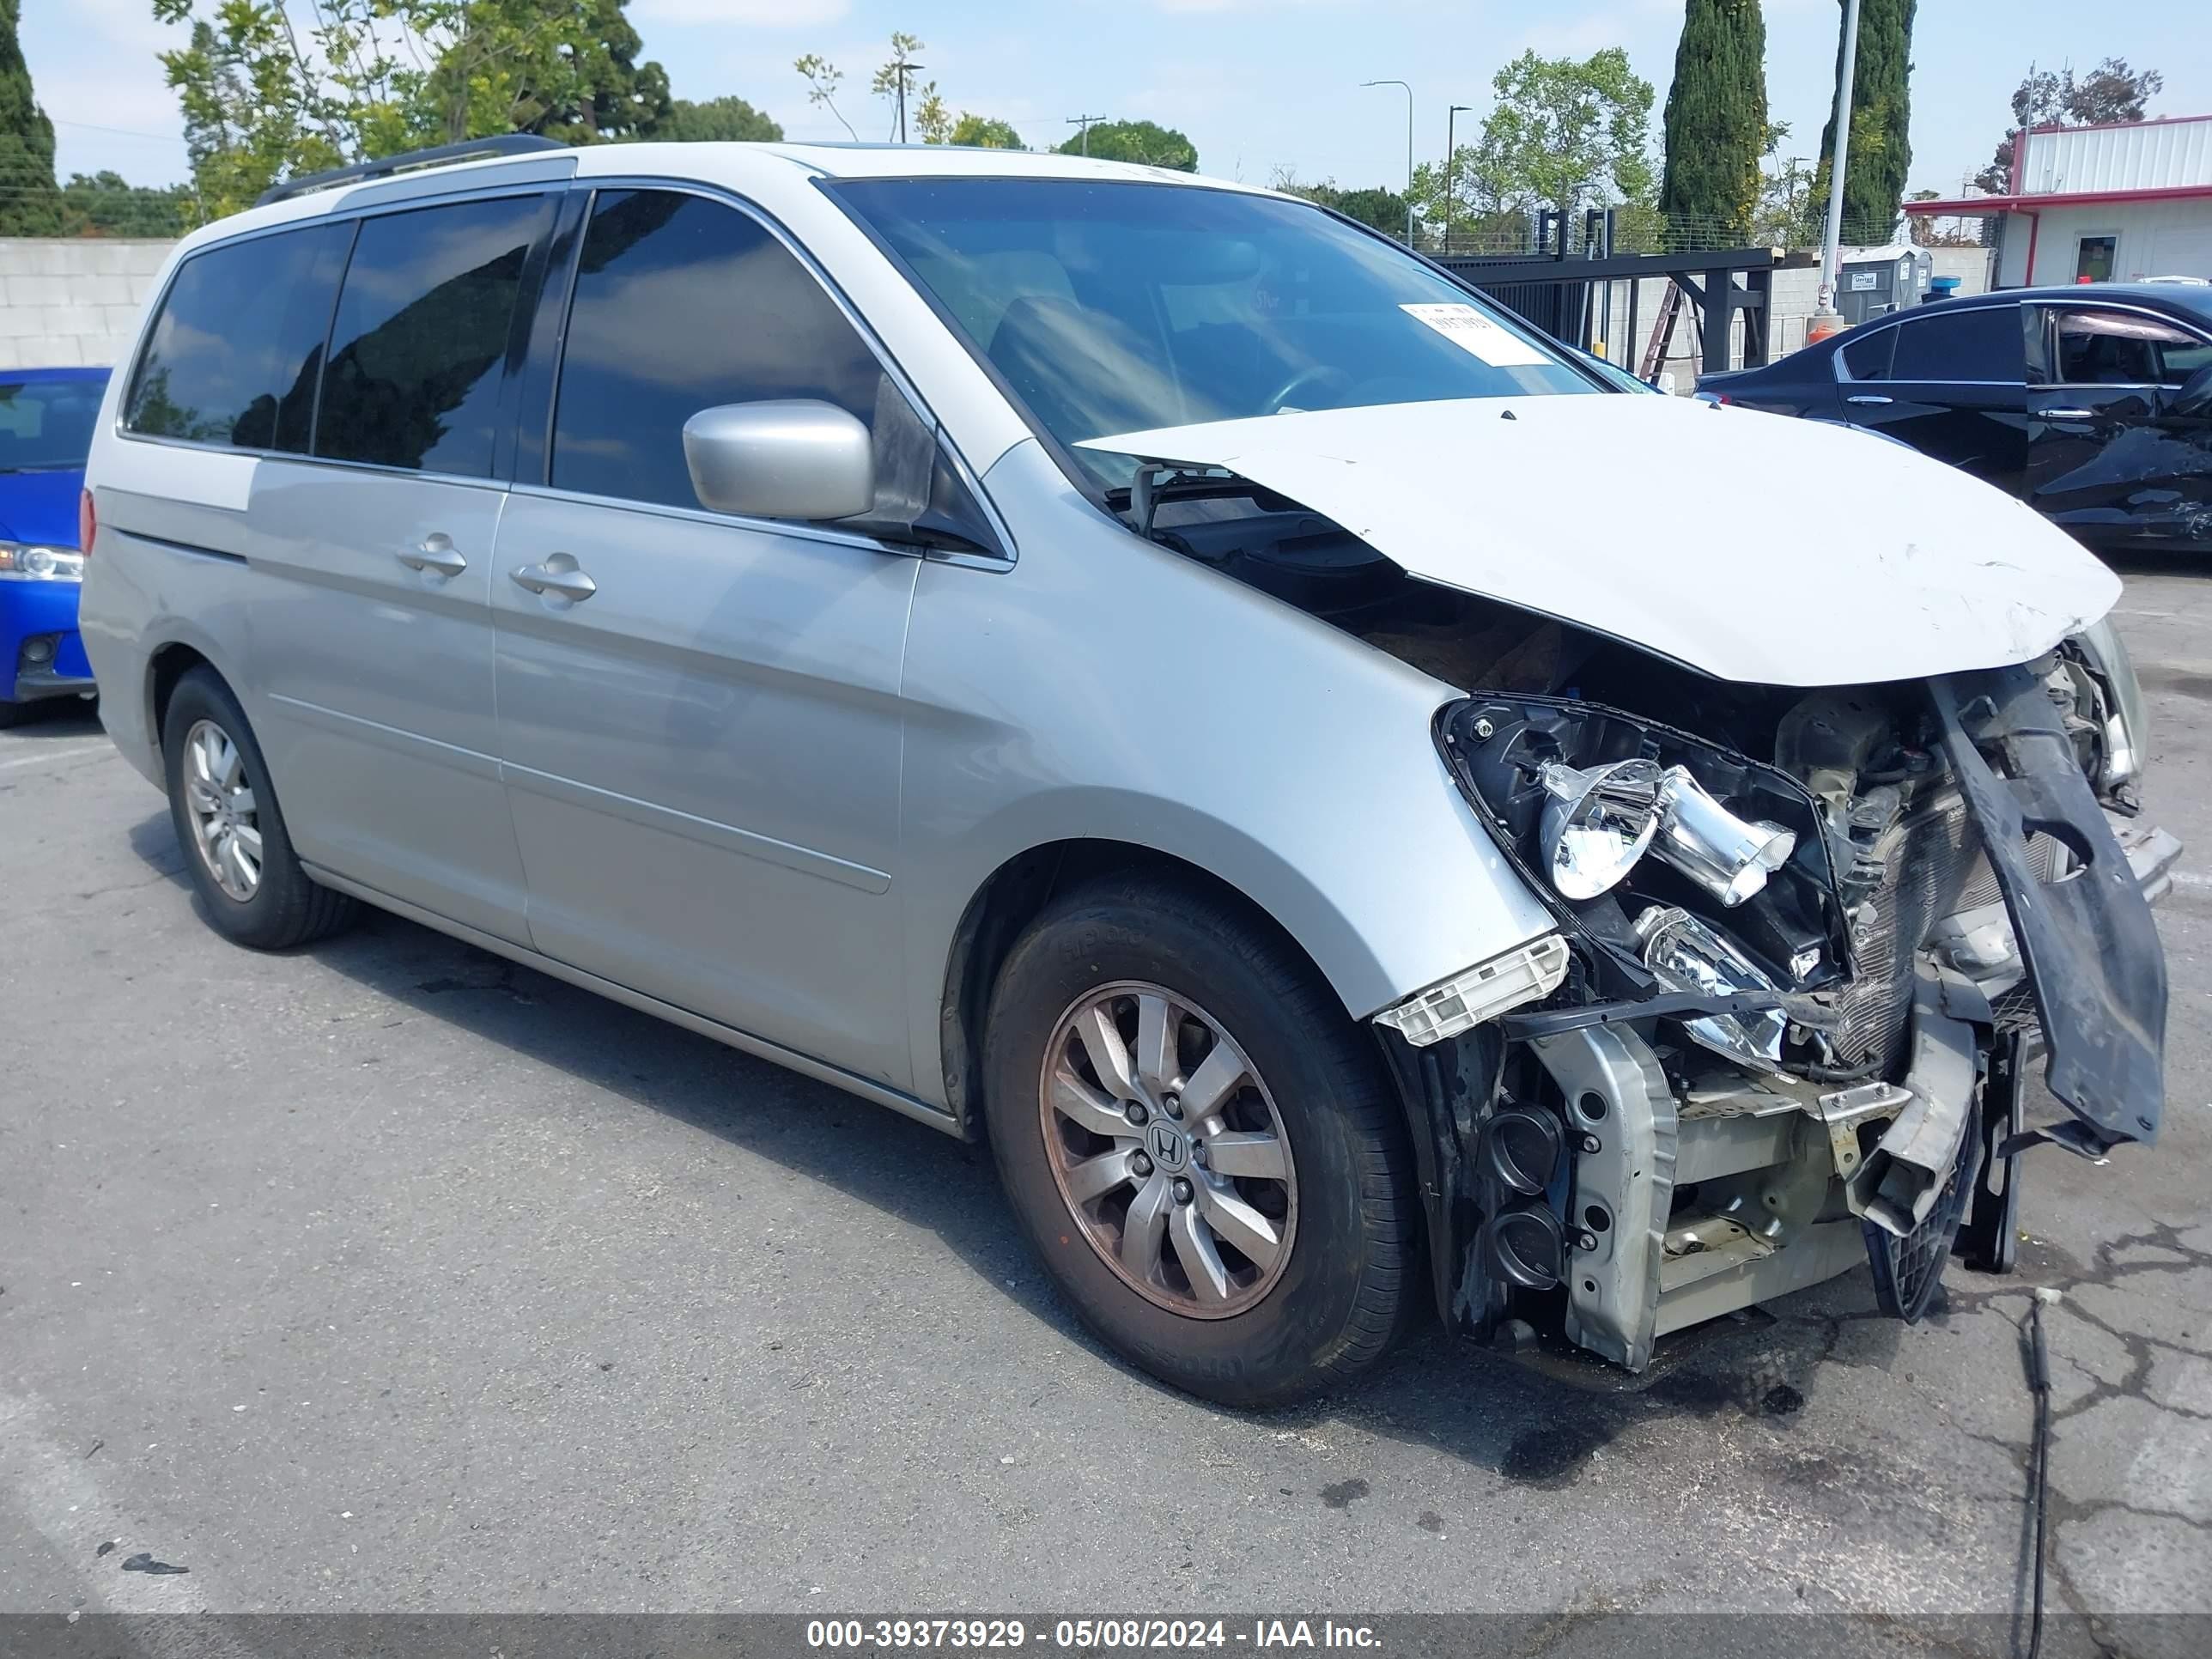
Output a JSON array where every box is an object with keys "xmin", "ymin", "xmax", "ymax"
[
  {"xmin": 550, "ymin": 189, "xmax": 886, "ymax": 511},
  {"xmin": 315, "ymin": 195, "xmax": 547, "ymax": 477},
  {"xmin": 125, "ymin": 223, "xmax": 349, "ymax": 452},
  {"xmin": 1889, "ymin": 306, "xmax": 2025, "ymax": 383},
  {"xmin": 1839, "ymin": 325, "xmax": 1894, "ymax": 381}
]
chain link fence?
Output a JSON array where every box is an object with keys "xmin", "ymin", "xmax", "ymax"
[{"xmin": 1407, "ymin": 210, "xmax": 1976, "ymax": 260}]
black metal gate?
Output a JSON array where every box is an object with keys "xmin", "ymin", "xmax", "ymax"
[{"xmin": 1436, "ymin": 225, "xmax": 1780, "ymax": 376}]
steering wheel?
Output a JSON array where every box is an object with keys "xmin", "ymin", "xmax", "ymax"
[{"xmin": 1262, "ymin": 364, "xmax": 1354, "ymax": 413}]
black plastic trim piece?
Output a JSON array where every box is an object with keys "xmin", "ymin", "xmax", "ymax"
[
  {"xmin": 1497, "ymin": 989, "xmax": 1784, "ymax": 1042},
  {"xmin": 1930, "ymin": 665, "xmax": 2166, "ymax": 1146}
]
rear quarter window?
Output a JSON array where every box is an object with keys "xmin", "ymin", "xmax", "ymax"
[
  {"xmin": 1888, "ymin": 305, "xmax": 2026, "ymax": 383},
  {"xmin": 1838, "ymin": 325, "xmax": 1894, "ymax": 381},
  {"xmin": 125, "ymin": 222, "xmax": 352, "ymax": 451}
]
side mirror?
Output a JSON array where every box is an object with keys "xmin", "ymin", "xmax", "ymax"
[
  {"xmin": 682, "ymin": 400, "xmax": 875, "ymax": 522},
  {"xmin": 2173, "ymin": 363, "xmax": 2212, "ymax": 416}
]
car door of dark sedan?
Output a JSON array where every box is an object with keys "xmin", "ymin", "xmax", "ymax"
[
  {"xmin": 2025, "ymin": 303, "xmax": 2212, "ymax": 551},
  {"xmin": 1837, "ymin": 303, "xmax": 2033, "ymax": 494}
]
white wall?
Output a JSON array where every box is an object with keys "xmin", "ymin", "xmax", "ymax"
[
  {"xmin": 1995, "ymin": 201, "xmax": 2212, "ymax": 286},
  {"xmin": 0, "ymin": 240, "xmax": 172, "ymax": 372},
  {"xmin": 2019, "ymin": 117, "xmax": 2212, "ymax": 195}
]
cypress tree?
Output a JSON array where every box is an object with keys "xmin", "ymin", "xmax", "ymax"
[
  {"xmin": 0, "ymin": 0, "xmax": 63, "ymax": 235},
  {"xmin": 1812, "ymin": 0, "xmax": 1917, "ymax": 243},
  {"xmin": 1659, "ymin": 0, "xmax": 1770, "ymax": 245}
]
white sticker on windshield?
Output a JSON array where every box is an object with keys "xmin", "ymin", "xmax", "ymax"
[{"xmin": 1400, "ymin": 303, "xmax": 1553, "ymax": 367}]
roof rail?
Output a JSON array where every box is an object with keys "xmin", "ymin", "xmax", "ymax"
[{"xmin": 253, "ymin": 134, "xmax": 566, "ymax": 209}]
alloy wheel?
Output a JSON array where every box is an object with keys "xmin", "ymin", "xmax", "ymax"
[
  {"xmin": 181, "ymin": 718, "xmax": 262, "ymax": 902},
  {"xmin": 1038, "ymin": 981, "xmax": 1297, "ymax": 1319}
]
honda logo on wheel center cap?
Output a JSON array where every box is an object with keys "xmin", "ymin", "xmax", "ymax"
[{"xmin": 1146, "ymin": 1119, "xmax": 1189, "ymax": 1172}]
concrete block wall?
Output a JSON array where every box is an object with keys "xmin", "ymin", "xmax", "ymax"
[{"xmin": 0, "ymin": 240, "xmax": 175, "ymax": 372}]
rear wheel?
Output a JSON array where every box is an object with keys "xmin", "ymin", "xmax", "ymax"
[
  {"xmin": 161, "ymin": 667, "xmax": 356, "ymax": 950},
  {"xmin": 982, "ymin": 874, "xmax": 1419, "ymax": 1407}
]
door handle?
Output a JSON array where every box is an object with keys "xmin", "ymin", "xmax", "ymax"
[
  {"xmin": 1845, "ymin": 394, "xmax": 1893, "ymax": 406},
  {"xmin": 398, "ymin": 534, "xmax": 467, "ymax": 576},
  {"xmin": 510, "ymin": 559, "xmax": 598, "ymax": 603},
  {"xmin": 2039, "ymin": 408, "xmax": 2097, "ymax": 421}
]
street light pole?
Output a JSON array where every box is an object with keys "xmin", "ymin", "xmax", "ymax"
[
  {"xmin": 1361, "ymin": 80, "xmax": 1414, "ymax": 243},
  {"xmin": 893, "ymin": 61, "xmax": 925, "ymax": 143},
  {"xmin": 1812, "ymin": 0, "xmax": 1863, "ymax": 334},
  {"xmin": 1444, "ymin": 104, "xmax": 1471, "ymax": 253}
]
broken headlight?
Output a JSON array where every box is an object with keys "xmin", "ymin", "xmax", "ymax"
[
  {"xmin": 1635, "ymin": 905, "xmax": 1789, "ymax": 1072},
  {"xmin": 1534, "ymin": 755, "xmax": 1799, "ymax": 909},
  {"xmin": 1437, "ymin": 694, "xmax": 1844, "ymax": 1024}
]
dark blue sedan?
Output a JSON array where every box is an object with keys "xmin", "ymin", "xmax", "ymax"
[{"xmin": 0, "ymin": 366, "xmax": 108, "ymax": 725}]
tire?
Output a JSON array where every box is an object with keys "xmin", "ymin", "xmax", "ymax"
[
  {"xmin": 0, "ymin": 696, "xmax": 40, "ymax": 728},
  {"xmin": 161, "ymin": 666, "xmax": 357, "ymax": 950},
  {"xmin": 982, "ymin": 872, "xmax": 1419, "ymax": 1407}
]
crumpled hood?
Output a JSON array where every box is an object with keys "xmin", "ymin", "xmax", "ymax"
[{"xmin": 1079, "ymin": 395, "xmax": 2122, "ymax": 687}]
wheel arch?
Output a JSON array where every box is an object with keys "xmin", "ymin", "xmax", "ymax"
[
  {"xmin": 148, "ymin": 638, "xmax": 222, "ymax": 759},
  {"xmin": 937, "ymin": 836, "xmax": 1372, "ymax": 1141}
]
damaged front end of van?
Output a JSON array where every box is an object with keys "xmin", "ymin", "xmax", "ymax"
[{"xmin": 1082, "ymin": 396, "xmax": 2178, "ymax": 1370}]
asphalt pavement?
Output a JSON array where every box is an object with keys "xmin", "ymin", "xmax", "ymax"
[{"xmin": 3, "ymin": 565, "xmax": 2209, "ymax": 1638}]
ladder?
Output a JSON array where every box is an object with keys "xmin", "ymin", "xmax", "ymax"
[{"xmin": 1639, "ymin": 282, "xmax": 1685, "ymax": 381}]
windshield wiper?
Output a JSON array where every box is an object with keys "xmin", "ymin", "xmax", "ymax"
[{"xmin": 1105, "ymin": 465, "xmax": 1295, "ymax": 539}]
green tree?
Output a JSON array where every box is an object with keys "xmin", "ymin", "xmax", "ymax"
[
  {"xmin": 1811, "ymin": 0, "xmax": 1915, "ymax": 243},
  {"xmin": 793, "ymin": 53, "xmax": 856, "ymax": 140},
  {"xmin": 1469, "ymin": 49, "xmax": 1656, "ymax": 222},
  {"xmin": 153, "ymin": 2, "xmax": 676, "ymax": 222},
  {"xmin": 1054, "ymin": 118, "xmax": 1196, "ymax": 171},
  {"xmin": 867, "ymin": 32, "xmax": 925, "ymax": 142},
  {"xmin": 58, "ymin": 171, "xmax": 195, "ymax": 237},
  {"xmin": 1658, "ymin": 0, "xmax": 1769, "ymax": 244},
  {"xmin": 503, "ymin": 0, "xmax": 671, "ymax": 144},
  {"xmin": 947, "ymin": 112, "xmax": 1023, "ymax": 149},
  {"xmin": 1284, "ymin": 179, "xmax": 1407, "ymax": 236},
  {"xmin": 1974, "ymin": 58, "xmax": 2160, "ymax": 193},
  {"xmin": 0, "ymin": 0, "xmax": 60, "ymax": 234},
  {"xmin": 645, "ymin": 95, "xmax": 781, "ymax": 143}
]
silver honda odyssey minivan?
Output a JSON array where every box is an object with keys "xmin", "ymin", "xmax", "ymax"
[{"xmin": 80, "ymin": 137, "xmax": 2178, "ymax": 1406}]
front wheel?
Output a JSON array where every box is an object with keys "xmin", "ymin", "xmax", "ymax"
[{"xmin": 982, "ymin": 874, "xmax": 1419, "ymax": 1407}]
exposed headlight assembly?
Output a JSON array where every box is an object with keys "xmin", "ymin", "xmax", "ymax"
[
  {"xmin": 1536, "ymin": 757, "xmax": 1796, "ymax": 908},
  {"xmin": 0, "ymin": 543, "xmax": 84, "ymax": 582},
  {"xmin": 1635, "ymin": 905, "xmax": 1789, "ymax": 1072},
  {"xmin": 2075, "ymin": 616, "xmax": 2148, "ymax": 796},
  {"xmin": 1538, "ymin": 758, "xmax": 1662, "ymax": 899}
]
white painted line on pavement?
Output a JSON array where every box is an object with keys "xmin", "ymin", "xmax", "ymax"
[
  {"xmin": 2169, "ymin": 868, "xmax": 2212, "ymax": 891},
  {"xmin": 0, "ymin": 741, "xmax": 113, "ymax": 774},
  {"xmin": 0, "ymin": 1386, "xmax": 229, "ymax": 1615}
]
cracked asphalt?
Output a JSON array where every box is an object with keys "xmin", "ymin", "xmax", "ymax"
[{"xmin": 3, "ymin": 564, "xmax": 2209, "ymax": 1647}]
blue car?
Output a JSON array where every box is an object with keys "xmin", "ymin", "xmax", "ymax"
[{"xmin": 0, "ymin": 366, "xmax": 108, "ymax": 725}]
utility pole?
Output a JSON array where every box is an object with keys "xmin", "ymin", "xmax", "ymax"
[
  {"xmin": 1444, "ymin": 103, "xmax": 1471, "ymax": 253},
  {"xmin": 892, "ymin": 59, "xmax": 925, "ymax": 143},
  {"xmin": 1066, "ymin": 113, "xmax": 1105, "ymax": 157},
  {"xmin": 1360, "ymin": 80, "xmax": 1414, "ymax": 244},
  {"xmin": 1809, "ymin": 0, "xmax": 1863, "ymax": 338}
]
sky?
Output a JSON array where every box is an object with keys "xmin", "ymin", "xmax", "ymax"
[{"xmin": 25, "ymin": 0, "xmax": 2212, "ymax": 205}]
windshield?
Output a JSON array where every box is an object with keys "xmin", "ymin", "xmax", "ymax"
[
  {"xmin": 0, "ymin": 374, "xmax": 107, "ymax": 472},
  {"xmin": 831, "ymin": 178, "xmax": 1595, "ymax": 483}
]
